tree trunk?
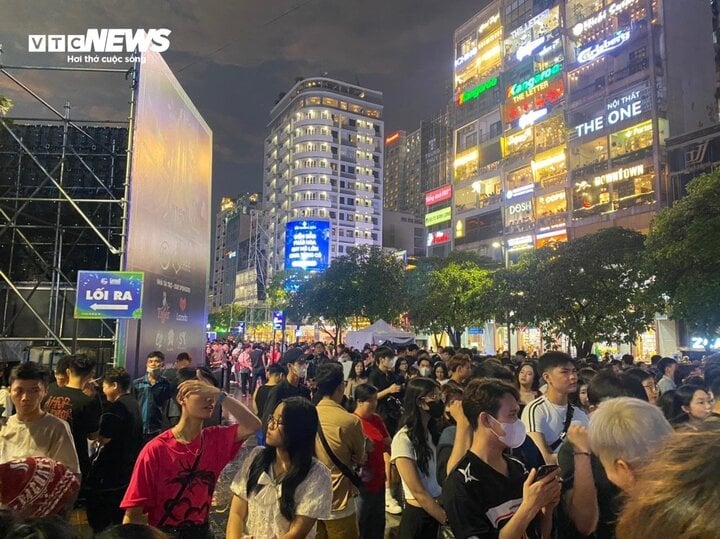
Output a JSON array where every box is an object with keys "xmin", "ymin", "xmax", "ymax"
[
  {"xmin": 575, "ymin": 341, "xmax": 594, "ymax": 359},
  {"xmin": 446, "ymin": 327, "xmax": 463, "ymax": 348}
]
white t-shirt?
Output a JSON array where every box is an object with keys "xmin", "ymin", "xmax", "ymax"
[
  {"xmin": 0, "ymin": 413, "xmax": 80, "ymax": 473},
  {"xmin": 521, "ymin": 396, "xmax": 589, "ymax": 454},
  {"xmin": 391, "ymin": 426, "xmax": 442, "ymax": 500},
  {"xmin": 231, "ymin": 446, "xmax": 332, "ymax": 538}
]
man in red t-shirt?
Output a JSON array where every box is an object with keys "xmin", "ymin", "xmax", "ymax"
[
  {"xmin": 121, "ymin": 373, "xmax": 261, "ymax": 538},
  {"xmin": 353, "ymin": 383, "xmax": 391, "ymax": 539}
]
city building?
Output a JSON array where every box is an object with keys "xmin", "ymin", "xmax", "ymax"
[
  {"xmin": 447, "ymin": 0, "xmax": 716, "ymax": 355},
  {"xmin": 420, "ymin": 108, "xmax": 453, "ymax": 197},
  {"xmin": 211, "ymin": 193, "xmax": 260, "ymax": 308},
  {"xmin": 384, "ymin": 129, "xmax": 422, "ymax": 214},
  {"xmin": 382, "ymin": 210, "xmax": 426, "ymax": 257},
  {"xmin": 263, "ymin": 77, "xmax": 384, "ymax": 279}
]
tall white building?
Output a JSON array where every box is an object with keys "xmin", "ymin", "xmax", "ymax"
[{"xmin": 263, "ymin": 78, "xmax": 384, "ymax": 278}]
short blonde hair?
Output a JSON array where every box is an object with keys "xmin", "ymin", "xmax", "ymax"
[
  {"xmin": 588, "ymin": 397, "xmax": 672, "ymax": 465},
  {"xmin": 616, "ymin": 430, "xmax": 720, "ymax": 538}
]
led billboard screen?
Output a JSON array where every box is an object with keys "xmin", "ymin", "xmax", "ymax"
[
  {"xmin": 122, "ymin": 51, "xmax": 212, "ymax": 375},
  {"xmin": 284, "ymin": 220, "xmax": 331, "ymax": 272}
]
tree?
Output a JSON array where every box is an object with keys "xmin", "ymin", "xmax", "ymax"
[
  {"xmin": 646, "ymin": 171, "xmax": 720, "ymax": 346},
  {"xmin": 490, "ymin": 228, "xmax": 661, "ymax": 358},
  {"xmin": 346, "ymin": 246, "xmax": 406, "ymax": 323},
  {"xmin": 292, "ymin": 256, "xmax": 361, "ymax": 346},
  {"xmin": 0, "ymin": 96, "xmax": 12, "ymax": 116},
  {"xmin": 207, "ymin": 304, "xmax": 246, "ymax": 333},
  {"xmin": 407, "ymin": 252, "xmax": 494, "ymax": 348}
]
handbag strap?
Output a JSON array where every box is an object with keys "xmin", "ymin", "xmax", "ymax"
[
  {"xmin": 549, "ymin": 403, "xmax": 574, "ymax": 451},
  {"xmin": 317, "ymin": 424, "xmax": 363, "ymax": 488}
]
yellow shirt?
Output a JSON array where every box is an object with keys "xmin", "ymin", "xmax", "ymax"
[{"xmin": 315, "ymin": 399, "xmax": 366, "ymax": 514}]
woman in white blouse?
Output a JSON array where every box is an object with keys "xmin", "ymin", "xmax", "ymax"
[{"xmin": 226, "ymin": 397, "xmax": 332, "ymax": 539}]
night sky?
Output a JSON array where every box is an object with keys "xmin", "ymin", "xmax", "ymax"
[{"xmin": 1, "ymin": 0, "xmax": 490, "ymax": 212}]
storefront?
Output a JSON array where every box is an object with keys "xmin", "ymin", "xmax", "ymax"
[
  {"xmin": 504, "ymin": 198, "xmax": 535, "ymax": 234},
  {"xmin": 532, "ymin": 147, "xmax": 567, "ymax": 188},
  {"xmin": 454, "ymin": 148, "xmax": 479, "ymax": 182},
  {"xmin": 504, "ymin": 63, "xmax": 565, "ymax": 128},
  {"xmin": 535, "ymin": 226, "xmax": 568, "ymax": 248},
  {"xmin": 454, "ymin": 209, "xmax": 503, "ymax": 247},
  {"xmin": 455, "ymin": 177, "xmax": 502, "ymax": 213},
  {"xmin": 455, "ymin": 15, "xmax": 503, "ymax": 94},
  {"xmin": 503, "ymin": 6, "xmax": 561, "ymax": 68},
  {"xmin": 536, "ymin": 190, "xmax": 567, "ymax": 219},
  {"xmin": 572, "ymin": 161, "xmax": 655, "ymax": 218},
  {"xmin": 506, "ymin": 165, "xmax": 533, "ymax": 194}
]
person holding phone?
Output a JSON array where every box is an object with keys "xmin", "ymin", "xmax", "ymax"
[{"xmin": 442, "ymin": 379, "xmax": 560, "ymax": 539}]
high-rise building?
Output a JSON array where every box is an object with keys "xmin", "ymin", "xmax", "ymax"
[
  {"xmin": 421, "ymin": 108, "xmax": 453, "ymax": 195},
  {"xmin": 211, "ymin": 193, "xmax": 259, "ymax": 308},
  {"xmin": 449, "ymin": 0, "xmax": 716, "ymax": 265},
  {"xmin": 263, "ymin": 77, "xmax": 384, "ymax": 278},
  {"xmin": 384, "ymin": 129, "xmax": 422, "ymax": 214}
]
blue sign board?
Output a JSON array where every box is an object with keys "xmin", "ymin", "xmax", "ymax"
[
  {"xmin": 468, "ymin": 327, "xmax": 484, "ymax": 335},
  {"xmin": 272, "ymin": 311, "xmax": 284, "ymax": 331},
  {"xmin": 75, "ymin": 271, "xmax": 144, "ymax": 319},
  {"xmin": 237, "ymin": 321, "xmax": 246, "ymax": 334},
  {"xmin": 284, "ymin": 220, "xmax": 331, "ymax": 271}
]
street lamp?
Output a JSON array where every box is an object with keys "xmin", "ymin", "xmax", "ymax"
[{"xmin": 492, "ymin": 240, "xmax": 512, "ymax": 356}]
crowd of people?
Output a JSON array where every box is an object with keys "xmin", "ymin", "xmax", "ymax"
[{"xmin": 0, "ymin": 341, "xmax": 719, "ymax": 539}]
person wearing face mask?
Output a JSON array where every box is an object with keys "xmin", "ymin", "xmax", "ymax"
[
  {"xmin": 442, "ymin": 379, "xmax": 560, "ymax": 539},
  {"xmin": 390, "ymin": 378, "xmax": 447, "ymax": 538},
  {"xmin": 417, "ymin": 356, "xmax": 433, "ymax": 379},
  {"xmin": 260, "ymin": 350, "xmax": 312, "ymax": 425}
]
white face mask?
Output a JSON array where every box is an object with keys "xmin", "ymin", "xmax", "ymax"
[
  {"xmin": 419, "ymin": 366, "xmax": 431, "ymax": 377},
  {"xmin": 489, "ymin": 416, "xmax": 527, "ymax": 449},
  {"xmin": 295, "ymin": 365, "xmax": 308, "ymax": 378}
]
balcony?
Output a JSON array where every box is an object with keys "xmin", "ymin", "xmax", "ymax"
[
  {"xmin": 455, "ymin": 193, "xmax": 503, "ymax": 215},
  {"xmin": 294, "ymin": 149, "xmax": 333, "ymax": 160},
  {"xmin": 294, "ymin": 117, "xmax": 334, "ymax": 128},
  {"xmin": 569, "ymin": 59, "xmax": 650, "ymax": 106},
  {"xmin": 504, "ymin": 219, "xmax": 536, "ymax": 235},
  {"xmin": 294, "ymin": 133, "xmax": 333, "ymax": 144},
  {"xmin": 535, "ymin": 213, "xmax": 568, "ymax": 229}
]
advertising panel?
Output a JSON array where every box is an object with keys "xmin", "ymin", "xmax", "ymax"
[
  {"xmin": 284, "ymin": 220, "xmax": 331, "ymax": 271},
  {"xmin": 427, "ymin": 229, "xmax": 452, "ymax": 247},
  {"xmin": 123, "ymin": 51, "xmax": 212, "ymax": 374},
  {"xmin": 504, "ymin": 71, "xmax": 564, "ymax": 126},
  {"xmin": 75, "ymin": 271, "xmax": 144, "ymax": 319},
  {"xmin": 425, "ymin": 184, "xmax": 452, "ymax": 206},
  {"xmin": 571, "ymin": 84, "xmax": 652, "ymax": 139},
  {"xmin": 425, "ymin": 207, "xmax": 452, "ymax": 227},
  {"xmin": 504, "ymin": 6, "xmax": 561, "ymax": 66}
]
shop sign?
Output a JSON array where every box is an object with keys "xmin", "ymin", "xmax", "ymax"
[
  {"xmin": 386, "ymin": 132, "xmax": 400, "ymax": 144},
  {"xmin": 508, "ymin": 200, "xmax": 532, "ymax": 215},
  {"xmin": 516, "ymin": 35, "xmax": 546, "ymax": 62},
  {"xmin": 536, "ymin": 227, "xmax": 566, "ymax": 240},
  {"xmin": 458, "ymin": 76, "xmax": 499, "ymax": 105},
  {"xmin": 577, "ymin": 29, "xmax": 631, "ymax": 63},
  {"xmin": 593, "ymin": 164, "xmax": 645, "ymax": 186},
  {"xmin": 506, "ymin": 128, "xmax": 533, "ymax": 147},
  {"xmin": 506, "ymin": 183, "xmax": 534, "ymax": 200},
  {"xmin": 508, "ymin": 63, "xmax": 563, "ymax": 99},
  {"xmin": 507, "ymin": 234, "xmax": 533, "ymax": 249},
  {"xmin": 519, "ymin": 108, "xmax": 548, "ymax": 129},
  {"xmin": 426, "ymin": 184, "xmax": 452, "ymax": 206},
  {"xmin": 454, "ymin": 149, "xmax": 479, "ymax": 168},
  {"xmin": 425, "ymin": 207, "xmax": 452, "ymax": 227},
  {"xmin": 455, "ymin": 47, "xmax": 478, "ymax": 68},
  {"xmin": 574, "ymin": 90, "xmax": 643, "ymax": 137},
  {"xmin": 427, "ymin": 229, "xmax": 452, "ymax": 246},
  {"xmin": 571, "ymin": 0, "xmax": 639, "ymax": 38},
  {"xmin": 540, "ymin": 191, "xmax": 565, "ymax": 204},
  {"xmin": 478, "ymin": 13, "xmax": 501, "ymax": 36}
]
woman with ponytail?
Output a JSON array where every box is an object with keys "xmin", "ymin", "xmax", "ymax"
[{"xmin": 226, "ymin": 397, "xmax": 332, "ymax": 538}]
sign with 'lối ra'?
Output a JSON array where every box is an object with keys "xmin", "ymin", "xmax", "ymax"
[{"xmin": 75, "ymin": 271, "xmax": 144, "ymax": 319}]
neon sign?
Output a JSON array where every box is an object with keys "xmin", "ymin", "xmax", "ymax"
[
  {"xmin": 478, "ymin": 13, "xmax": 500, "ymax": 36},
  {"xmin": 458, "ymin": 77, "xmax": 498, "ymax": 105},
  {"xmin": 593, "ymin": 164, "xmax": 645, "ymax": 186},
  {"xmin": 426, "ymin": 185, "xmax": 452, "ymax": 206},
  {"xmin": 386, "ymin": 132, "xmax": 400, "ymax": 144},
  {"xmin": 518, "ymin": 108, "xmax": 548, "ymax": 129},
  {"xmin": 425, "ymin": 207, "xmax": 452, "ymax": 227},
  {"xmin": 455, "ymin": 47, "xmax": 478, "ymax": 68},
  {"xmin": 508, "ymin": 63, "xmax": 562, "ymax": 98},
  {"xmin": 507, "ymin": 235, "xmax": 533, "ymax": 248},
  {"xmin": 506, "ymin": 184, "xmax": 534, "ymax": 200},
  {"xmin": 516, "ymin": 36, "xmax": 546, "ymax": 62},
  {"xmin": 427, "ymin": 230, "xmax": 451, "ymax": 246},
  {"xmin": 577, "ymin": 29, "xmax": 630, "ymax": 63},
  {"xmin": 571, "ymin": 0, "xmax": 639, "ymax": 38},
  {"xmin": 574, "ymin": 91, "xmax": 643, "ymax": 137},
  {"xmin": 511, "ymin": 9, "xmax": 551, "ymax": 38},
  {"xmin": 454, "ymin": 150, "xmax": 479, "ymax": 168}
]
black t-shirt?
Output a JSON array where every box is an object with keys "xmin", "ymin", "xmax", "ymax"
[
  {"xmin": 43, "ymin": 385, "xmax": 102, "ymax": 478},
  {"xmin": 88, "ymin": 393, "xmax": 143, "ymax": 490},
  {"xmin": 250, "ymin": 349, "xmax": 265, "ymax": 372},
  {"xmin": 255, "ymin": 383, "xmax": 277, "ymax": 419},
  {"xmin": 442, "ymin": 451, "xmax": 540, "ymax": 539},
  {"xmin": 557, "ymin": 441, "xmax": 620, "ymax": 539},
  {"xmin": 261, "ymin": 379, "xmax": 311, "ymax": 423}
]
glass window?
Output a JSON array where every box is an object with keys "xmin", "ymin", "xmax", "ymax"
[
  {"xmin": 573, "ymin": 164, "xmax": 655, "ymax": 218},
  {"xmin": 609, "ymin": 120, "xmax": 653, "ymax": 161},
  {"xmin": 571, "ymin": 136, "xmax": 608, "ymax": 171},
  {"xmin": 534, "ymin": 115, "xmax": 565, "ymax": 153},
  {"xmin": 506, "ymin": 166, "xmax": 533, "ymax": 190},
  {"xmin": 457, "ymin": 122, "xmax": 478, "ymax": 153},
  {"xmin": 454, "ymin": 148, "xmax": 480, "ymax": 182},
  {"xmin": 536, "ymin": 189, "xmax": 567, "ymax": 217}
]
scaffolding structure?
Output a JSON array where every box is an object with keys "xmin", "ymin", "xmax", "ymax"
[{"xmin": 0, "ymin": 56, "xmax": 136, "ymax": 365}]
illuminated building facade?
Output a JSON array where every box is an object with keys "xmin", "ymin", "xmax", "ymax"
[
  {"xmin": 451, "ymin": 0, "xmax": 716, "ymax": 265},
  {"xmin": 263, "ymin": 78, "xmax": 384, "ymax": 278},
  {"xmin": 211, "ymin": 193, "xmax": 260, "ymax": 308},
  {"xmin": 449, "ymin": 0, "xmax": 716, "ymax": 355},
  {"xmin": 384, "ymin": 128, "xmax": 422, "ymax": 214}
]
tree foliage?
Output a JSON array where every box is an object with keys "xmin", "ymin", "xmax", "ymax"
[
  {"xmin": 0, "ymin": 96, "xmax": 12, "ymax": 116},
  {"xmin": 488, "ymin": 227, "xmax": 660, "ymax": 357},
  {"xmin": 347, "ymin": 245, "xmax": 406, "ymax": 323},
  {"xmin": 407, "ymin": 251, "xmax": 494, "ymax": 348},
  {"xmin": 646, "ymin": 171, "xmax": 720, "ymax": 343}
]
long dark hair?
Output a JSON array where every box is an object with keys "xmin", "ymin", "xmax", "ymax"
[
  {"xmin": 398, "ymin": 377, "xmax": 440, "ymax": 476},
  {"xmin": 348, "ymin": 359, "xmax": 366, "ymax": 381},
  {"xmin": 246, "ymin": 397, "xmax": 318, "ymax": 521}
]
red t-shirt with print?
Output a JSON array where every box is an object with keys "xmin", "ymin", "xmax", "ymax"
[
  {"xmin": 355, "ymin": 412, "xmax": 390, "ymax": 493},
  {"xmin": 121, "ymin": 424, "xmax": 242, "ymax": 527}
]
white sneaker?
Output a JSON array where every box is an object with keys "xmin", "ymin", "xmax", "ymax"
[{"xmin": 385, "ymin": 496, "xmax": 402, "ymax": 515}]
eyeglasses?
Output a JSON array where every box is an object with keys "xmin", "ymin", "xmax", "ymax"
[
  {"xmin": 642, "ymin": 383, "xmax": 658, "ymax": 391},
  {"xmin": 422, "ymin": 394, "xmax": 443, "ymax": 404},
  {"xmin": 267, "ymin": 416, "xmax": 284, "ymax": 429}
]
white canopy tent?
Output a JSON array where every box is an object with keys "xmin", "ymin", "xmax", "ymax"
[{"xmin": 345, "ymin": 319, "xmax": 415, "ymax": 350}]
